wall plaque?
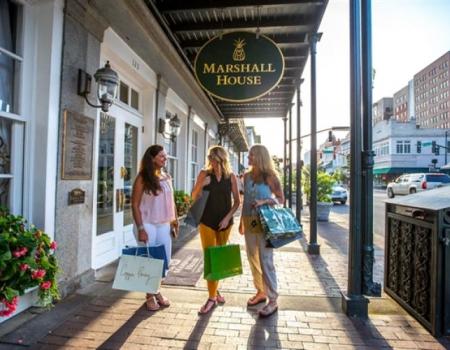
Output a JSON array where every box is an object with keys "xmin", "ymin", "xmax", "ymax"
[
  {"xmin": 62, "ymin": 110, "xmax": 94, "ymax": 180},
  {"xmin": 68, "ymin": 188, "xmax": 86, "ymax": 205},
  {"xmin": 194, "ymin": 31, "xmax": 284, "ymax": 102}
]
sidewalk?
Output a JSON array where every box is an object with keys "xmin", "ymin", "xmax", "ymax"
[{"xmin": 1, "ymin": 212, "xmax": 449, "ymax": 349}]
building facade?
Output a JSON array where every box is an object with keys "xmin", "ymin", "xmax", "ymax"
[
  {"xmin": 373, "ymin": 119, "xmax": 450, "ymax": 185},
  {"xmin": 393, "ymin": 85, "xmax": 409, "ymax": 122},
  {"xmin": 372, "ymin": 97, "xmax": 393, "ymax": 125},
  {"xmin": 414, "ymin": 51, "xmax": 450, "ymax": 129},
  {"xmin": 0, "ymin": 0, "xmax": 248, "ymax": 319}
]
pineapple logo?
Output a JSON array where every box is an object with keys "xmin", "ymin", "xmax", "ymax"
[{"xmin": 232, "ymin": 38, "xmax": 246, "ymax": 61}]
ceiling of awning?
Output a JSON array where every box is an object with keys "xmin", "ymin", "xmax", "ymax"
[{"xmin": 146, "ymin": 0, "xmax": 328, "ymax": 121}]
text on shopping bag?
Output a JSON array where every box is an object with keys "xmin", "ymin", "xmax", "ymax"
[{"xmin": 112, "ymin": 254, "xmax": 164, "ymax": 293}]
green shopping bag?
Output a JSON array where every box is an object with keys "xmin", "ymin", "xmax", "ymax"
[{"xmin": 204, "ymin": 244, "xmax": 243, "ymax": 281}]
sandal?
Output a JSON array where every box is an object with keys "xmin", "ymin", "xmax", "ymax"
[
  {"xmin": 258, "ymin": 302, "xmax": 278, "ymax": 318},
  {"xmin": 198, "ymin": 298, "xmax": 217, "ymax": 315},
  {"xmin": 216, "ymin": 291, "xmax": 225, "ymax": 304},
  {"xmin": 155, "ymin": 292, "xmax": 170, "ymax": 307},
  {"xmin": 145, "ymin": 295, "xmax": 160, "ymax": 311},
  {"xmin": 247, "ymin": 294, "xmax": 267, "ymax": 306}
]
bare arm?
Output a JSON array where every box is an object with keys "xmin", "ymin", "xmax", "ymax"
[
  {"xmin": 191, "ymin": 170, "xmax": 210, "ymax": 201},
  {"xmin": 268, "ymin": 174, "xmax": 285, "ymax": 205},
  {"xmin": 218, "ymin": 173, "xmax": 241, "ymax": 230},
  {"xmin": 131, "ymin": 175, "xmax": 148, "ymax": 242}
]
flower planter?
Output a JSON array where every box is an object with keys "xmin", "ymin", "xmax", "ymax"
[{"xmin": 317, "ymin": 202, "xmax": 333, "ymax": 221}]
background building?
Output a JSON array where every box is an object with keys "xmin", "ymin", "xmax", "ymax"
[
  {"xmin": 414, "ymin": 51, "xmax": 450, "ymax": 128},
  {"xmin": 372, "ymin": 97, "xmax": 394, "ymax": 125}
]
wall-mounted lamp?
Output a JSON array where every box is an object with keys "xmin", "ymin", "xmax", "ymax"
[
  {"xmin": 77, "ymin": 61, "xmax": 119, "ymax": 112},
  {"xmin": 158, "ymin": 113, "xmax": 181, "ymax": 141}
]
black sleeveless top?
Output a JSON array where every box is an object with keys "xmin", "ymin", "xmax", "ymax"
[{"xmin": 200, "ymin": 173, "xmax": 233, "ymax": 230}]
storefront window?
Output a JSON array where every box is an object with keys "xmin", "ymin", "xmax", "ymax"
[
  {"xmin": 191, "ymin": 130, "xmax": 199, "ymax": 190},
  {"xmin": 123, "ymin": 123, "xmax": 138, "ymax": 226},
  {"xmin": 0, "ymin": 1, "xmax": 23, "ymax": 213},
  {"xmin": 97, "ymin": 114, "xmax": 115, "ymax": 235}
]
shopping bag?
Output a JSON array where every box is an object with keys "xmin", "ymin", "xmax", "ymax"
[
  {"xmin": 258, "ymin": 205, "xmax": 302, "ymax": 248},
  {"xmin": 184, "ymin": 190, "xmax": 210, "ymax": 227},
  {"xmin": 204, "ymin": 244, "xmax": 242, "ymax": 281},
  {"xmin": 112, "ymin": 250, "xmax": 164, "ymax": 294},
  {"xmin": 122, "ymin": 244, "xmax": 168, "ymax": 277}
]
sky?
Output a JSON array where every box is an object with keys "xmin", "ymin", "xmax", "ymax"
[{"xmin": 246, "ymin": 0, "xmax": 450, "ymax": 158}]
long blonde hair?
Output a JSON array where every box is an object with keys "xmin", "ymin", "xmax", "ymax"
[
  {"xmin": 205, "ymin": 145, "xmax": 232, "ymax": 178},
  {"xmin": 247, "ymin": 144, "xmax": 277, "ymax": 183}
]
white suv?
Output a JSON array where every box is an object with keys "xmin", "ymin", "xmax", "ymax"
[{"xmin": 387, "ymin": 173, "xmax": 450, "ymax": 198}]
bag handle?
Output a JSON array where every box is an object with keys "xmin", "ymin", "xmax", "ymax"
[{"xmin": 134, "ymin": 244, "xmax": 153, "ymax": 258}]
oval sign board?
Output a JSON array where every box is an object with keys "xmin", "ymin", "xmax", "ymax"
[{"xmin": 194, "ymin": 31, "xmax": 284, "ymax": 103}]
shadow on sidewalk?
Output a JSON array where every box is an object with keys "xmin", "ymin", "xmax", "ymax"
[
  {"xmin": 182, "ymin": 307, "xmax": 214, "ymax": 349},
  {"xmin": 247, "ymin": 311, "xmax": 280, "ymax": 349}
]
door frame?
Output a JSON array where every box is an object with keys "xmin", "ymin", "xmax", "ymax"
[{"xmin": 91, "ymin": 104, "xmax": 142, "ymax": 269}]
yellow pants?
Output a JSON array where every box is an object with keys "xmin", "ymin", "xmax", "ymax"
[{"xmin": 199, "ymin": 223, "xmax": 232, "ymax": 298}]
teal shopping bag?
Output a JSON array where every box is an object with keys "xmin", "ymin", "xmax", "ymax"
[{"xmin": 204, "ymin": 244, "xmax": 243, "ymax": 281}]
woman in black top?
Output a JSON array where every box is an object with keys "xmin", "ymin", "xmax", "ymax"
[{"xmin": 191, "ymin": 146, "xmax": 240, "ymax": 314}]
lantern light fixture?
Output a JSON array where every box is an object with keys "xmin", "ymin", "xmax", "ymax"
[
  {"xmin": 158, "ymin": 113, "xmax": 181, "ymax": 141},
  {"xmin": 77, "ymin": 61, "xmax": 119, "ymax": 112}
]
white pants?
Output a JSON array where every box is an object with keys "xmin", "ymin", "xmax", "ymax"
[{"xmin": 141, "ymin": 222, "xmax": 172, "ymax": 268}]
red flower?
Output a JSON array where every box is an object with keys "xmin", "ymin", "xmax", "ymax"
[
  {"xmin": 40, "ymin": 281, "xmax": 52, "ymax": 290},
  {"xmin": 31, "ymin": 269, "xmax": 46, "ymax": 280},
  {"xmin": 12, "ymin": 247, "xmax": 28, "ymax": 258},
  {"xmin": 0, "ymin": 297, "xmax": 18, "ymax": 317},
  {"xmin": 50, "ymin": 241, "xmax": 57, "ymax": 250},
  {"xmin": 19, "ymin": 264, "xmax": 29, "ymax": 271}
]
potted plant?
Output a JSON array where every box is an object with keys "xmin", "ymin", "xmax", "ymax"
[
  {"xmin": 0, "ymin": 208, "xmax": 60, "ymax": 318},
  {"xmin": 302, "ymin": 166, "xmax": 335, "ymax": 221},
  {"xmin": 173, "ymin": 190, "xmax": 193, "ymax": 217}
]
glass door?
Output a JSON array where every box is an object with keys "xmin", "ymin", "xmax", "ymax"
[{"xmin": 93, "ymin": 110, "xmax": 141, "ymax": 269}]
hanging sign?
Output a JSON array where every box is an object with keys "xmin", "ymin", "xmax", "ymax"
[{"xmin": 194, "ymin": 31, "xmax": 284, "ymax": 103}]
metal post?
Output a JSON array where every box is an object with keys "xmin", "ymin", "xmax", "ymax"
[
  {"xmin": 307, "ymin": 32, "xmax": 321, "ymax": 255},
  {"xmin": 283, "ymin": 116, "xmax": 288, "ymax": 207},
  {"xmin": 361, "ymin": 0, "xmax": 381, "ymax": 297},
  {"xmin": 341, "ymin": 0, "xmax": 369, "ymax": 318},
  {"xmin": 445, "ymin": 130, "xmax": 448, "ymax": 165},
  {"xmin": 296, "ymin": 81, "xmax": 304, "ymax": 222},
  {"xmin": 288, "ymin": 105, "xmax": 293, "ymax": 208}
]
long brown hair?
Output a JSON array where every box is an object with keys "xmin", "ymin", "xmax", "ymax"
[{"xmin": 139, "ymin": 144, "xmax": 164, "ymax": 195}]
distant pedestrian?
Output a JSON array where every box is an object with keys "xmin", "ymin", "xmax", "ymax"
[
  {"xmin": 191, "ymin": 146, "xmax": 240, "ymax": 314},
  {"xmin": 239, "ymin": 144, "xmax": 284, "ymax": 317},
  {"xmin": 131, "ymin": 144, "xmax": 178, "ymax": 311}
]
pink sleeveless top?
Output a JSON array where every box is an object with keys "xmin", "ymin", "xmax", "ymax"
[{"xmin": 139, "ymin": 177, "xmax": 176, "ymax": 224}]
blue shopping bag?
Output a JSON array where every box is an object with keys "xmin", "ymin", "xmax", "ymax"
[{"xmin": 122, "ymin": 244, "xmax": 168, "ymax": 277}]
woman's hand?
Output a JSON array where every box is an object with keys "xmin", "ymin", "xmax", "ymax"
[
  {"xmin": 238, "ymin": 220, "xmax": 244, "ymax": 235},
  {"xmin": 218, "ymin": 215, "xmax": 231, "ymax": 231},
  {"xmin": 138, "ymin": 229, "xmax": 148, "ymax": 243},
  {"xmin": 171, "ymin": 220, "xmax": 179, "ymax": 238},
  {"xmin": 202, "ymin": 175, "xmax": 211, "ymax": 187}
]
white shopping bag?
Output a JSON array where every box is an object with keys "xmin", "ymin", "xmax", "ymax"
[{"xmin": 112, "ymin": 254, "xmax": 164, "ymax": 293}]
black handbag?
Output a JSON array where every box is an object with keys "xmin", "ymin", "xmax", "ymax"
[{"xmin": 184, "ymin": 190, "xmax": 210, "ymax": 227}]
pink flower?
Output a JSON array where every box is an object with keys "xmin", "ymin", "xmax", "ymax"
[
  {"xmin": 50, "ymin": 241, "xmax": 57, "ymax": 250},
  {"xmin": 31, "ymin": 269, "xmax": 46, "ymax": 280},
  {"xmin": 12, "ymin": 247, "xmax": 28, "ymax": 258},
  {"xmin": 0, "ymin": 297, "xmax": 18, "ymax": 317},
  {"xmin": 40, "ymin": 281, "xmax": 52, "ymax": 290},
  {"xmin": 19, "ymin": 264, "xmax": 29, "ymax": 271}
]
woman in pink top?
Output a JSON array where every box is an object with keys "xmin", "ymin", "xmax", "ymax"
[{"xmin": 131, "ymin": 144, "xmax": 178, "ymax": 311}]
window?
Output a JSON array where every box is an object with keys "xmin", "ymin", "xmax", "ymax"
[
  {"xmin": 191, "ymin": 130, "xmax": 199, "ymax": 190},
  {"xmin": 118, "ymin": 80, "xmax": 140, "ymax": 112},
  {"xmin": 163, "ymin": 114, "xmax": 178, "ymax": 187},
  {"xmin": 404, "ymin": 141, "xmax": 411, "ymax": 154},
  {"xmin": 396, "ymin": 141, "xmax": 404, "ymax": 154},
  {"xmin": 0, "ymin": 1, "xmax": 24, "ymax": 213}
]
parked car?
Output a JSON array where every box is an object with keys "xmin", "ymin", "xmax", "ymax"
[
  {"xmin": 386, "ymin": 173, "xmax": 450, "ymax": 198},
  {"xmin": 331, "ymin": 185, "xmax": 348, "ymax": 204}
]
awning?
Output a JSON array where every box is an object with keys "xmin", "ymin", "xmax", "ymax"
[{"xmin": 373, "ymin": 167, "xmax": 430, "ymax": 175}]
